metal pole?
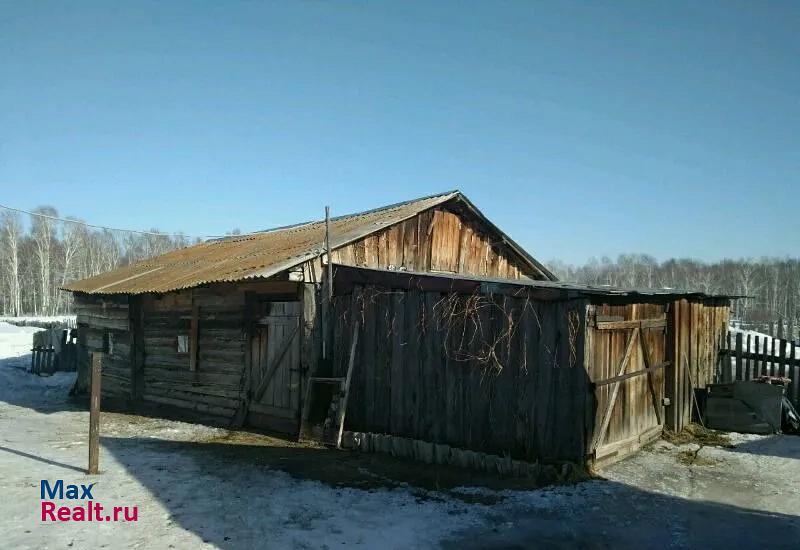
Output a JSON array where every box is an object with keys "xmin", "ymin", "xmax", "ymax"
[
  {"xmin": 325, "ymin": 206, "xmax": 333, "ymax": 301},
  {"xmin": 322, "ymin": 206, "xmax": 333, "ymax": 360}
]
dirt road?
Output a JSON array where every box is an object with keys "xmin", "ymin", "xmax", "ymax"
[{"xmin": 2, "ymin": 321, "xmax": 798, "ymax": 549}]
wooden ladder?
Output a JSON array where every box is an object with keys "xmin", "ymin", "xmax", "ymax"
[{"xmin": 300, "ymin": 320, "xmax": 360, "ymax": 447}]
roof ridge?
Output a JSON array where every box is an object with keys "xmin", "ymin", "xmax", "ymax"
[{"xmin": 210, "ymin": 189, "xmax": 460, "ymax": 243}]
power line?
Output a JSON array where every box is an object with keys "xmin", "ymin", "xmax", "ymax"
[{"xmin": 0, "ymin": 203, "xmax": 228, "ymax": 239}]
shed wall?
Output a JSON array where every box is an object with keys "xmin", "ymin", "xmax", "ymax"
[
  {"xmin": 74, "ymin": 294, "xmax": 132, "ymax": 400},
  {"xmin": 666, "ymin": 298, "xmax": 730, "ymax": 432},
  {"xmin": 331, "ymin": 207, "xmax": 537, "ymax": 280},
  {"xmin": 139, "ymin": 287, "xmax": 246, "ymax": 419},
  {"xmin": 74, "ymin": 281, "xmax": 303, "ymax": 426},
  {"xmin": 331, "ymin": 284, "xmax": 591, "ymax": 463}
]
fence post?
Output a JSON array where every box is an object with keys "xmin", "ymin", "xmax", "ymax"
[
  {"xmin": 745, "ymin": 334, "xmax": 752, "ymax": 380},
  {"xmin": 770, "ymin": 337, "xmax": 778, "ymax": 377},
  {"xmin": 88, "ymin": 352, "xmax": 102, "ymax": 475},
  {"xmin": 724, "ymin": 332, "xmax": 733, "ymax": 382},
  {"xmin": 778, "ymin": 338, "xmax": 787, "ymax": 379},
  {"xmin": 734, "ymin": 332, "xmax": 743, "ymax": 381}
]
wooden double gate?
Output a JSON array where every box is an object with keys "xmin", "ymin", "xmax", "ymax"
[{"xmin": 587, "ymin": 304, "xmax": 668, "ymax": 465}]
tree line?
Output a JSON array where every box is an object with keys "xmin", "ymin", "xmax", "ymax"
[
  {"xmin": 0, "ymin": 207, "xmax": 195, "ymax": 316},
  {"xmin": 1, "ymin": 206, "xmax": 797, "ymax": 340},
  {"xmin": 548, "ymin": 254, "xmax": 799, "ymax": 339}
]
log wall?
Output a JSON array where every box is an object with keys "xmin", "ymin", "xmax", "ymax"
[
  {"xmin": 331, "ymin": 284, "xmax": 591, "ymax": 463},
  {"xmin": 74, "ymin": 294, "xmax": 132, "ymax": 399},
  {"xmin": 74, "ymin": 281, "xmax": 302, "ymax": 424},
  {"xmin": 139, "ymin": 288, "xmax": 245, "ymax": 419}
]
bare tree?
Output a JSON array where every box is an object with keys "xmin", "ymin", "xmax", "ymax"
[
  {"xmin": 0, "ymin": 211, "xmax": 23, "ymax": 316},
  {"xmin": 31, "ymin": 206, "xmax": 57, "ymax": 315}
]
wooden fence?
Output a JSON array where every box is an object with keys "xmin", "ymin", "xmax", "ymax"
[
  {"xmin": 717, "ymin": 331, "xmax": 800, "ymax": 407},
  {"xmin": 30, "ymin": 328, "xmax": 78, "ymax": 375}
]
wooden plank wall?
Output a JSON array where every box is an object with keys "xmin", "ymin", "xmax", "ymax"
[
  {"xmin": 139, "ymin": 287, "xmax": 247, "ymax": 419},
  {"xmin": 331, "ymin": 284, "xmax": 590, "ymax": 463},
  {"xmin": 74, "ymin": 294, "xmax": 132, "ymax": 400},
  {"xmin": 331, "ymin": 208, "xmax": 538, "ymax": 280},
  {"xmin": 666, "ymin": 298, "xmax": 730, "ymax": 432},
  {"xmin": 586, "ymin": 303, "xmax": 667, "ymax": 454}
]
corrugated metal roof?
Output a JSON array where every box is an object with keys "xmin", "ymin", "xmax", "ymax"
[{"xmin": 66, "ymin": 190, "xmax": 552, "ymax": 295}]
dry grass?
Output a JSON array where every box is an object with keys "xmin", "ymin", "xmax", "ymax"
[
  {"xmin": 675, "ymin": 449, "xmax": 720, "ymax": 467},
  {"xmin": 662, "ymin": 423, "xmax": 733, "ymax": 448}
]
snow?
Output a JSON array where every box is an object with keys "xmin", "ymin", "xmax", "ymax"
[
  {"xmin": 0, "ymin": 321, "xmax": 42, "ymax": 360},
  {"xmin": 0, "ymin": 315, "xmax": 76, "ymax": 324},
  {"xmin": 2, "ymin": 320, "xmax": 799, "ymax": 548}
]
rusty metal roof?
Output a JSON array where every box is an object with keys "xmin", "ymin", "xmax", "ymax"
[{"xmin": 64, "ymin": 190, "xmax": 553, "ymax": 295}]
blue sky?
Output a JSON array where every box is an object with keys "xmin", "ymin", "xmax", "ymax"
[{"xmin": 1, "ymin": 1, "xmax": 798, "ymax": 264}]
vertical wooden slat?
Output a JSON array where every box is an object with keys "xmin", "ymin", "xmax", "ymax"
[
  {"xmin": 790, "ymin": 342, "xmax": 798, "ymax": 406},
  {"xmin": 753, "ymin": 335, "xmax": 761, "ymax": 378},
  {"xmin": 665, "ymin": 301, "xmax": 678, "ymax": 430},
  {"xmin": 734, "ymin": 332, "xmax": 743, "ymax": 380},
  {"xmin": 724, "ymin": 332, "xmax": 732, "ymax": 382},
  {"xmin": 390, "ymin": 292, "xmax": 405, "ymax": 435},
  {"xmin": 770, "ymin": 337, "xmax": 778, "ymax": 378},
  {"xmin": 745, "ymin": 334, "xmax": 751, "ymax": 380}
]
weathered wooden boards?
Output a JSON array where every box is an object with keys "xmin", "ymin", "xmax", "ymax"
[
  {"xmin": 74, "ymin": 282, "xmax": 303, "ymax": 425},
  {"xmin": 247, "ymin": 301, "xmax": 303, "ymax": 433},
  {"xmin": 331, "ymin": 284, "xmax": 590, "ymax": 463},
  {"xmin": 331, "ymin": 207, "xmax": 537, "ymax": 280},
  {"xmin": 73, "ymin": 294, "xmax": 131, "ymax": 398},
  {"xmin": 139, "ymin": 288, "xmax": 247, "ymax": 419},
  {"xmin": 587, "ymin": 303, "xmax": 667, "ymax": 461},
  {"xmin": 341, "ymin": 431, "xmax": 578, "ymax": 481},
  {"xmin": 666, "ymin": 299, "xmax": 729, "ymax": 432}
]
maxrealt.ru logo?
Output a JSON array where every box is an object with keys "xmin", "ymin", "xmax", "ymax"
[{"xmin": 40, "ymin": 480, "xmax": 138, "ymax": 522}]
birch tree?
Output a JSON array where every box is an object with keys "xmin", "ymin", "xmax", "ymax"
[{"xmin": 0, "ymin": 211, "xmax": 22, "ymax": 316}]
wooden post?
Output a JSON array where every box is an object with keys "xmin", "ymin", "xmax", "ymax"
[
  {"xmin": 725, "ymin": 332, "xmax": 733, "ymax": 382},
  {"xmin": 88, "ymin": 352, "xmax": 102, "ymax": 475},
  {"xmin": 770, "ymin": 337, "xmax": 778, "ymax": 378},
  {"xmin": 734, "ymin": 332, "xmax": 743, "ymax": 380},
  {"xmin": 745, "ymin": 334, "xmax": 752, "ymax": 380},
  {"xmin": 753, "ymin": 335, "xmax": 760, "ymax": 378},
  {"xmin": 777, "ymin": 337, "xmax": 787, "ymax": 379},
  {"xmin": 335, "ymin": 319, "xmax": 360, "ymax": 448}
]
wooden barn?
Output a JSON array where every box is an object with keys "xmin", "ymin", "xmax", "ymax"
[
  {"xmin": 327, "ymin": 265, "xmax": 730, "ymax": 467},
  {"xmin": 63, "ymin": 191, "xmax": 732, "ymax": 467}
]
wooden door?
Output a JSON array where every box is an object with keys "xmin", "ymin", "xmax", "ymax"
[
  {"xmin": 587, "ymin": 304, "xmax": 667, "ymax": 465},
  {"xmin": 248, "ymin": 301, "xmax": 302, "ymax": 434}
]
